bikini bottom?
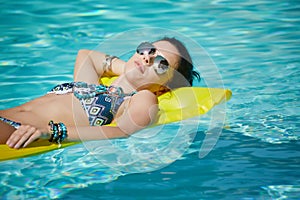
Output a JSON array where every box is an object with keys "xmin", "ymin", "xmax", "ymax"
[{"xmin": 0, "ymin": 116, "xmax": 21, "ymax": 129}]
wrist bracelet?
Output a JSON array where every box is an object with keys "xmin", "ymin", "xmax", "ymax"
[
  {"xmin": 102, "ymin": 55, "xmax": 118, "ymax": 73},
  {"xmin": 48, "ymin": 120, "xmax": 68, "ymax": 146}
]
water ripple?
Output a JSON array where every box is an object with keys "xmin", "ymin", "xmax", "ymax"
[{"xmin": 0, "ymin": 0, "xmax": 299, "ymax": 199}]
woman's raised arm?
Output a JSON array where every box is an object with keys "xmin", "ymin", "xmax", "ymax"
[{"xmin": 73, "ymin": 49, "xmax": 126, "ymax": 84}]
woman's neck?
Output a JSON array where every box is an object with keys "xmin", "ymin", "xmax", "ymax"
[
  {"xmin": 111, "ymin": 74, "xmax": 137, "ymax": 94},
  {"xmin": 111, "ymin": 75, "xmax": 169, "ymax": 97}
]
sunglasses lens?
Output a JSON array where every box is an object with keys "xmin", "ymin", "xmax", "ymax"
[
  {"xmin": 153, "ymin": 56, "xmax": 169, "ymax": 75},
  {"xmin": 136, "ymin": 42, "xmax": 156, "ymax": 55}
]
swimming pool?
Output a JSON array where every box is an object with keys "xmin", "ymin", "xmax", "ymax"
[{"xmin": 0, "ymin": 0, "xmax": 299, "ymax": 199}]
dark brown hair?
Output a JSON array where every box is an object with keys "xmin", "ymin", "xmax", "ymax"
[{"xmin": 156, "ymin": 37, "xmax": 201, "ymax": 88}]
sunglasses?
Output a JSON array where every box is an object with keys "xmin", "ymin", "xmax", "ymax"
[{"xmin": 136, "ymin": 42, "xmax": 170, "ymax": 75}]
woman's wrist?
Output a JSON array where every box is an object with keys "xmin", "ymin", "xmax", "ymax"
[
  {"xmin": 102, "ymin": 55, "xmax": 118, "ymax": 73},
  {"xmin": 39, "ymin": 125, "xmax": 51, "ymax": 139},
  {"xmin": 48, "ymin": 121, "xmax": 68, "ymax": 144}
]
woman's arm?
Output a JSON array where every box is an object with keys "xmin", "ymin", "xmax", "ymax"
[
  {"xmin": 6, "ymin": 124, "xmax": 128, "ymax": 149},
  {"xmin": 67, "ymin": 90, "xmax": 158, "ymax": 141},
  {"xmin": 6, "ymin": 91, "xmax": 158, "ymax": 149},
  {"xmin": 73, "ymin": 49, "xmax": 126, "ymax": 84}
]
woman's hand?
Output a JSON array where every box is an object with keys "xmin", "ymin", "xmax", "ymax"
[{"xmin": 6, "ymin": 125, "xmax": 48, "ymax": 149}]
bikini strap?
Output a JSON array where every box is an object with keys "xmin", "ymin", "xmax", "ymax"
[{"xmin": 73, "ymin": 82, "xmax": 136, "ymax": 100}]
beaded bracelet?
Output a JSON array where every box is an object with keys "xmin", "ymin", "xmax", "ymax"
[
  {"xmin": 48, "ymin": 120, "xmax": 68, "ymax": 146},
  {"xmin": 102, "ymin": 55, "xmax": 118, "ymax": 73}
]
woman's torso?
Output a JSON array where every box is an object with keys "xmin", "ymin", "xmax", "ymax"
[{"xmin": 0, "ymin": 85, "xmax": 131, "ymax": 130}]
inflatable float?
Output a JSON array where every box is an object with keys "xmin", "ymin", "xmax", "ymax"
[{"xmin": 0, "ymin": 77, "xmax": 232, "ymax": 161}]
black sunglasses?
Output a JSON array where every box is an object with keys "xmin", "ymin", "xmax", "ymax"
[{"xmin": 136, "ymin": 42, "xmax": 170, "ymax": 75}]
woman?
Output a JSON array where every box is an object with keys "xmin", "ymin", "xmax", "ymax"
[{"xmin": 0, "ymin": 37, "xmax": 200, "ymax": 149}]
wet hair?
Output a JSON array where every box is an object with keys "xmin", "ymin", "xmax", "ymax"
[{"xmin": 156, "ymin": 37, "xmax": 201, "ymax": 88}]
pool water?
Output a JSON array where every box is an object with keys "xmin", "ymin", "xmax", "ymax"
[{"xmin": 0, "ymin": 0, "xmax": 299, "ymax": 199}]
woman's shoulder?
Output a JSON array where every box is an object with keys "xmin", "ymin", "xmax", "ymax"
[
  {"xmin": 136, "ymin": 89, "xmax": 156, "ymax": 95},
  {"xmin": 123, "ymin": 90, "xmax": 158, "ymax": 127},
  {"xmin": 133, "ymin": 90, "xmax": 158, "ymax": 104}
]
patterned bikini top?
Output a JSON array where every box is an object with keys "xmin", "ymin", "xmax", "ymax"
[{"xmin": 48, "ymin": 82, "xmax": 136, "ymax": 126}]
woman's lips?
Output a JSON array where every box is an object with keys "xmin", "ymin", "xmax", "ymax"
[{"xmin": 134, "ymin": 61, "xmax": 145, "ymax": 73}]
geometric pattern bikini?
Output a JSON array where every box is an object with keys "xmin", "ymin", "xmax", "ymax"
[
  {"xmin": 1, "ymin": 55, "xmax": 127, "ymax": 128},
  {"xmin": 0, "ymin": 82, "xmax": 135, "ymax": 129},
  {"xmin": 0, "ymin": 116, "xmax": 21, "ymax": 129},
  {"xmin": 48, "ymin": 82, "xmax": 136, "ymax": 126}
]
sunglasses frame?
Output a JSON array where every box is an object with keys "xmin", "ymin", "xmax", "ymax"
[{"xmin": 136, "ymin": 42, "xmax": 170, "ymax": 75}]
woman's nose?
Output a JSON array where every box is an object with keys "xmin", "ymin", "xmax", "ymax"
[
  {"xmin": 141, "ymin": 53, "xmax": 151, "ymax": 65},
  {"xmin": 139, "ymin": 51, "xmax": 156, "ymax": 66}
]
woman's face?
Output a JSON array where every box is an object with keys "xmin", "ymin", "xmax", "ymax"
[{"xmin": 124, "ymin": 40, "xmax": 180, "ymax": 91}]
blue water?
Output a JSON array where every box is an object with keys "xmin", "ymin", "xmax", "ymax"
[{"xmin": 0, "ymin": 0, "xmax": 299, "ymax": 199}]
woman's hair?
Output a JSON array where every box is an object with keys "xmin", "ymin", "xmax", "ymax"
[{"xmin": 156, "ymin": 37, "xmax": 201, "ymax": 88}]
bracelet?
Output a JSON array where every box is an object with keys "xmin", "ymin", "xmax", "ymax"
[
  {"xmin": 48, "ymin": 120, "xmax": 68, "ymax": 145},
  {"xmin": 102, "ymin": 55, "xmax": 118, "ymax": 73}
]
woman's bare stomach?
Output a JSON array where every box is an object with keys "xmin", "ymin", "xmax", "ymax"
[{"xmin": 0, "ymin": 93, "xmax": 89, "ymax": 130}]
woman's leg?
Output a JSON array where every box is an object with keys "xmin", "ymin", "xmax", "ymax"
[{"xmin": 0, "ymin": 120, "xmax": 16, "ymax": 144}]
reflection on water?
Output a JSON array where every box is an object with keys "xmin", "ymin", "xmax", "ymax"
[{"xmin": 0, "ymin": 0, "xmax": 299, "ymax": 199}]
